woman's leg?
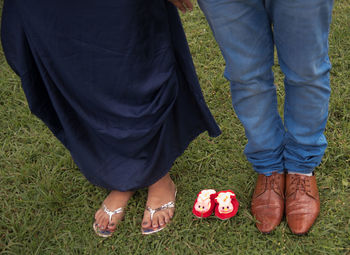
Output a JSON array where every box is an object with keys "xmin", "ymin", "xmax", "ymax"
[
  {"xmin": 94, "ymin": 191, "xmax": 134, "ymax": 232},
  {"xmin": 141, "ymin": 173, "xmax": 177, "ymax": 230}
]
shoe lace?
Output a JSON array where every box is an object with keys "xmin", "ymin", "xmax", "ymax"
[
  {"xmin": 290, "ymin": 175, "xmax": 311, "ymax": 194},
  {"xmin": 264, "ymin": 174, "xmax": 280, "ymax": 191}
]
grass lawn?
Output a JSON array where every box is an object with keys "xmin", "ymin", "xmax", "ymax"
[{"xmin": 1, "ymin": 1, "xmax": 349, "ymax": 254}]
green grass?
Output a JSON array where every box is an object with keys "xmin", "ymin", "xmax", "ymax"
[{"xmin": 1, "ymin": 1, "xmax": 350, "ymax": 254}]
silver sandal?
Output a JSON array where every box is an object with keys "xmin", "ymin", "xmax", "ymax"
[
  {"xmin": 93, "ymin": 204, "xmax": 124, "ymax": 237},
  {"xmin": 141, "ymin": 191, "xmax": 177, "ymax": 235}
]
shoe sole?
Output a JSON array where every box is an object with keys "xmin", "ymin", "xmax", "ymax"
[{"xmin": 141, "ymin": 225, "xmax": 166, "ymax": 235}]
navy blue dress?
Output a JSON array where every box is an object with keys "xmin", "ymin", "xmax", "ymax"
[{"xmin": 1, "ymin": 0, "xmax": 221, "ymax": 191}]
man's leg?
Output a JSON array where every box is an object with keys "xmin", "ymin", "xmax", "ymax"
[
  {"xmin": 198, "ymin": 0, "xmax": 285, "ymax": 174},
  {"xmin": 198, "ymin": 0, "xmax": 285, "ymax": 233},
  {"xmin": 269, "ymin": 0, "xmax": 333, "ymax": 234}
]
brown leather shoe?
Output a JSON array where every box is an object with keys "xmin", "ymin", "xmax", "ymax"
[
  {"xmin": 251, "ymin": 172, "xmax": 285, "ymax": 233},
  {"xmin": 285, "ymin": 174, "xmax": 320, "ymax": 235}
]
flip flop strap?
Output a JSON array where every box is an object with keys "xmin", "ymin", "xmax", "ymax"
[
  {"xmin": 147, "ymin": 201, "xmax": 175, "ymax": 221},
  {"xmin": 103, "ymin": 204, "xmax": 124, "ymax": 223}
]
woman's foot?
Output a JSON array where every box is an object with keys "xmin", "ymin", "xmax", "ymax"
[
  {"xmin": 94, "ymin": 190, "xmax": 134, "ymax": 234},
  {"xmin": 141, "ymin": 173, "xmax": 177, "ymax": 233}
]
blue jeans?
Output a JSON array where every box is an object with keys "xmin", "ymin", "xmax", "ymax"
[{"xmin": 198, "ymin": 0, "xmax": 333, "ymax": 175}]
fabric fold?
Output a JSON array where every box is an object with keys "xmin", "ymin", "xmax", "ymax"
[{"xmin": 2, "ymin": 0, "xmax": 221, "ymax": 191}]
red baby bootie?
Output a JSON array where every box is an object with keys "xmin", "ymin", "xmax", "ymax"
[
  {"xmin": 192, "ymin": 189, "xmax": 217, "ymax": 218},
  {"xmin": 214, "ymin": 190, "xmax": 239, "ymax": 220}
]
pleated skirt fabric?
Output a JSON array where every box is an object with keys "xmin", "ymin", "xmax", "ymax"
[{"xmin": 1, "ymin": 0, "xmax": 221, "ymax": 191}]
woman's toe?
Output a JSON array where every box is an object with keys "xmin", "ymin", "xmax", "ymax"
[
  {"xmin": 142, "ymin": 221, "xmax": 150, "ymax": 229},
  {"xmin": 100, "ymin": 216, "xmax": 109, "ymax": 230},
  {"xmin": 95, "ymin": 214, "xmax": 103, "ymax": 226},
  {"xmin": 169, "ymin": 209, "xmax": 174, "ymax": 219},
  {"xmin": 142, "ymin": 212, "xmax": 152, "ymax": 228},
  {"xmin": 107, "ymin": 219, "xmax": 116, "ymax": 230},
  {"xmin": 158, "ymin": 214, "xmax": 166, "ymax": 226},
  {"xmin": 107, "ymin": 223, "xmax": 117, "ymax": 232},
  {"xmin": 151, "ymin": 216, "xmax": 159, "ymax": 228},
  {"xmin": 94, "ymin": 209, "xmax": 103, "ymax": 220},
  {"xmin": 164, "ymin": 213, "xmax": 170, "ymax": 224}
]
